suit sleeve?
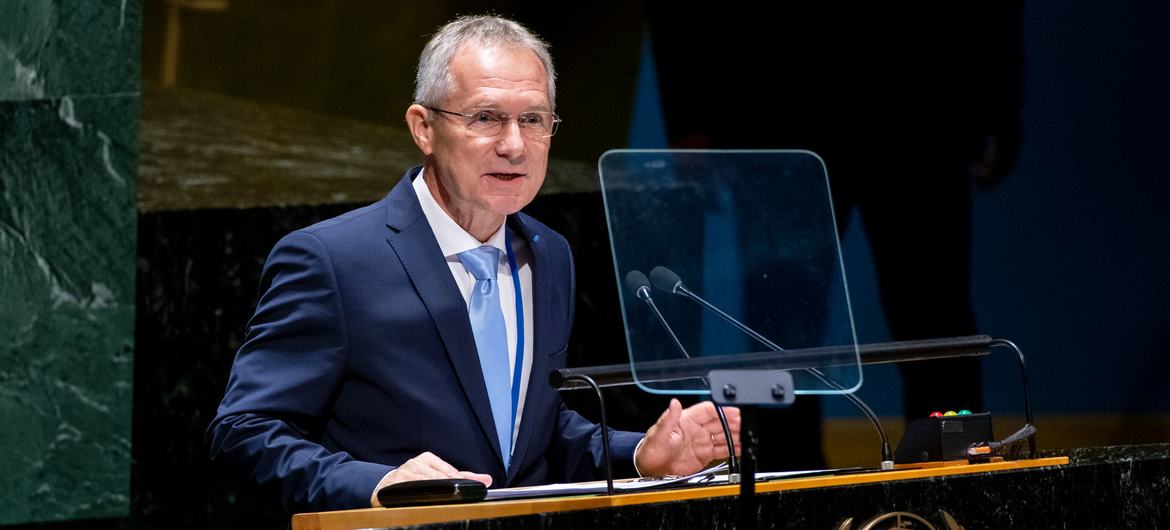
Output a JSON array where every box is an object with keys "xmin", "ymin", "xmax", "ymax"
[
  {"xmin": 553, "ymin": 405, "xmax": 644, "ymax": 482},
  {"xmin": 206, "ymin": 230, "xmax": 391, "ymax": 513}
]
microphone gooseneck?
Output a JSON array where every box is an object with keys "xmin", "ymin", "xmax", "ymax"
[
  {"xmin": 626, "ymin": 270, "xmax": 739, "ymax": 477},
  {"xmin": 650, "ymin": 266, "xmax": 895, "ymax": 470}
]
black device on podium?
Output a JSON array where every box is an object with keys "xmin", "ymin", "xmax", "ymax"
[
  {"xmin": 375, "ymin": 478, "xmax": 487, "ymax": 508},
  {"xmin": 896, "ymin": 412, "xmax": 995, "ymax": 463}
]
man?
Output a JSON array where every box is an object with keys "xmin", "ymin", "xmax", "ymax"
[{"xmin": 207, "ymin": 15, "xmax": 739, "ymax": 514}]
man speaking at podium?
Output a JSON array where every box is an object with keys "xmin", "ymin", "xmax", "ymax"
[{"xmin": 207, "ymin": 15, "xmax": 739, "ymax": 513}]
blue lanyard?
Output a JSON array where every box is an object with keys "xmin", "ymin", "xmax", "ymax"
[{"xmin": 504, "ymin": 230, "xmax": 524, "ymax": 443}]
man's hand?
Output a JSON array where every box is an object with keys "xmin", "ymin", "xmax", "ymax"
[
  {"xmin": 634, "ymin": 399, "xmax": 741, "ymax": 477},
  {"xmin": 370, "ymin": 452, "xmax": 493, "ymax": 507}
]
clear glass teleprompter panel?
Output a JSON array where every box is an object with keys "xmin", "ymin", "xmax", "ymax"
[{"xmin": 599, "ymin": 150, "xmax": 861, "ymax": 396}]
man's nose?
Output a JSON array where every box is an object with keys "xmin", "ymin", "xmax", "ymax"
[{"xmin": 495, "ymin": 119, "xmax": 527, "ymax": 160}]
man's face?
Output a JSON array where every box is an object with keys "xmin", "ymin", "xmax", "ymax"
[{"xmin": 415, "ymin": 44, "xmax": 551, "ymax": 230}]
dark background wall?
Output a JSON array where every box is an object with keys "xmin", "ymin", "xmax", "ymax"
[
  {"xmin": 629, "ymin": 2, "xmax": 1170, "ymax": 421},
  {"xmin": 967, "ymin": 0, "xmax": 1170, "ymax": 416},
  {"xmin": 633, "ymin": 3, "xmax": 1170, "ymax": 421},
  {"xmin": 808, "ymin": 0, "xmax": 1170, "ymax": 419}
]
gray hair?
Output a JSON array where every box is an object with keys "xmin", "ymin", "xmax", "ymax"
[{"xmin": 414, "ymin": 15, "xmax": 556, "ymax": 109}]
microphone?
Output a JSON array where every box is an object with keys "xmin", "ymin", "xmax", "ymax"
[
  {"xmin": 625, "ymin": 270, "xmax": 740, "ymax": 478},
  {"xmin": 625, "ymin": 271, "xmax": 690, "ymax": 361},
  {"xmin": 648, "ymin": 266, "xmax": 684, "ymax": 294},
  {"xmin": 648, "ymin": 266, "xmax": 895, "ymax": 470},
  {"xmin": 624, "ymin": 270, "xmax": 653, "ymax": 301}
]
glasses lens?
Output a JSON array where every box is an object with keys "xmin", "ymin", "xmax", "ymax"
[
  {"xmin": 456, "ymin": 109, "xmax": 560, "ymax": 138},
  {"xmin": 518, "ymin": 112, "xmax": 559, "ymax": 138},
  {"xmin": 465, "ymin": 110, "xmax": 504, "ymax": 135}
]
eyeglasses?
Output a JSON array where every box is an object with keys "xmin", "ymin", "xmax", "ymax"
[{"xmin": 427, "ymin": 107, "xmax": 562, "ymax": 139}]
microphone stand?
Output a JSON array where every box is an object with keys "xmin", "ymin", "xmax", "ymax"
[{"xmin": 558, "ymin": 373, "xmax": 615, "ymax": 496}]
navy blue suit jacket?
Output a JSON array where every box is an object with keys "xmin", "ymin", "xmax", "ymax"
[{"xmin": 208, "ymin": 167, "xmax": 642, "ymax": 513}]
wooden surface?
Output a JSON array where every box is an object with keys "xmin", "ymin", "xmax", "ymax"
[{"xmin": 291, "ymin": 457, "xmax": 1069, "ymax": 530}]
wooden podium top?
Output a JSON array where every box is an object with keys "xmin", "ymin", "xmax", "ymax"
[{"xmin": 291, "ymin": 457, "xmax": 1068, "ymax": 530}]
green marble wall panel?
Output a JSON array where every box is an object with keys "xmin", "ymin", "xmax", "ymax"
[
  {"xmin": 0, "ymin": 0, "xmax": 140, "ymax": 100},
  {"xmin": 0, "ymin": 0, "xmax": 139, "ymax": 525},
  {"xmin": 0, "ymin": 94, "xmax": 137, "ymax": 525}
]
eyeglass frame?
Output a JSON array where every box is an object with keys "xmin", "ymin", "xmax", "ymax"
[{"xmin": 425, "ymin": 106, "xmax": 562, "ymax": 139}]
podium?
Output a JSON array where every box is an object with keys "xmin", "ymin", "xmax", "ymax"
[{"xmin": 290, "ymin": 446, "xmax": 1170, "ymax": 529}]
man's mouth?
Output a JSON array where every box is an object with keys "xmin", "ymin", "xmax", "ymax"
[{"xmin": 487, "ymin": 172, "xmax": 525, "ymax": 181}]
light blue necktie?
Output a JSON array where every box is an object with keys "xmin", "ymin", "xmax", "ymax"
[{"xmin": 457, "ymin": 246, "xmax": 513, "ymax": 469}]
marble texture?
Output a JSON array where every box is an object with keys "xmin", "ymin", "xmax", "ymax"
[
  {"xmin": 0, "ymin": 0, "xmax": 139, "ymax": 525},
  {"xmin": 0, "ymin": 1, "xmax": 140, "ymax": 100},
  {"xmin": 134, "ymin": 204, "xmax": 352, "ymax": 530},
  {"xmin": 1050, "ymin": 442, "xmax": 1170, "ymax": 464},
  {"xmin": 0, "ymin": 95, "xmax": 137, "ymax": 525}
]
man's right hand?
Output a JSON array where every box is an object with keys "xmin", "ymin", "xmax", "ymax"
[{"xmin": 370, "ymin": 452, "xmax": 493, "ymax": 507}]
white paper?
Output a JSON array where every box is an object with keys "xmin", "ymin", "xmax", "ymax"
[{"xmin": 484, "ymin": 463, "xmax": 835, "ymax": 501}]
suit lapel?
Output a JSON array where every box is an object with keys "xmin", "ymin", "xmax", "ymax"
[
  {"xmin": 383, "ymin": 168, "xmax": 505, "ymax": 468},
  {"xmin": 506, "ymin": 214, "xmax": 554, "ymax": 480}
]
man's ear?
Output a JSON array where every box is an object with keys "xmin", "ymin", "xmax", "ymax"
[{"xmin": 405, "ymin": 104, "xmax": 434, "ymax": 156}]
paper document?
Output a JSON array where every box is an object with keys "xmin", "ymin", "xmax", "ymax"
[{"xmin": 484, "ymin": 463, "xmax": 837, "ymax": 501}]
